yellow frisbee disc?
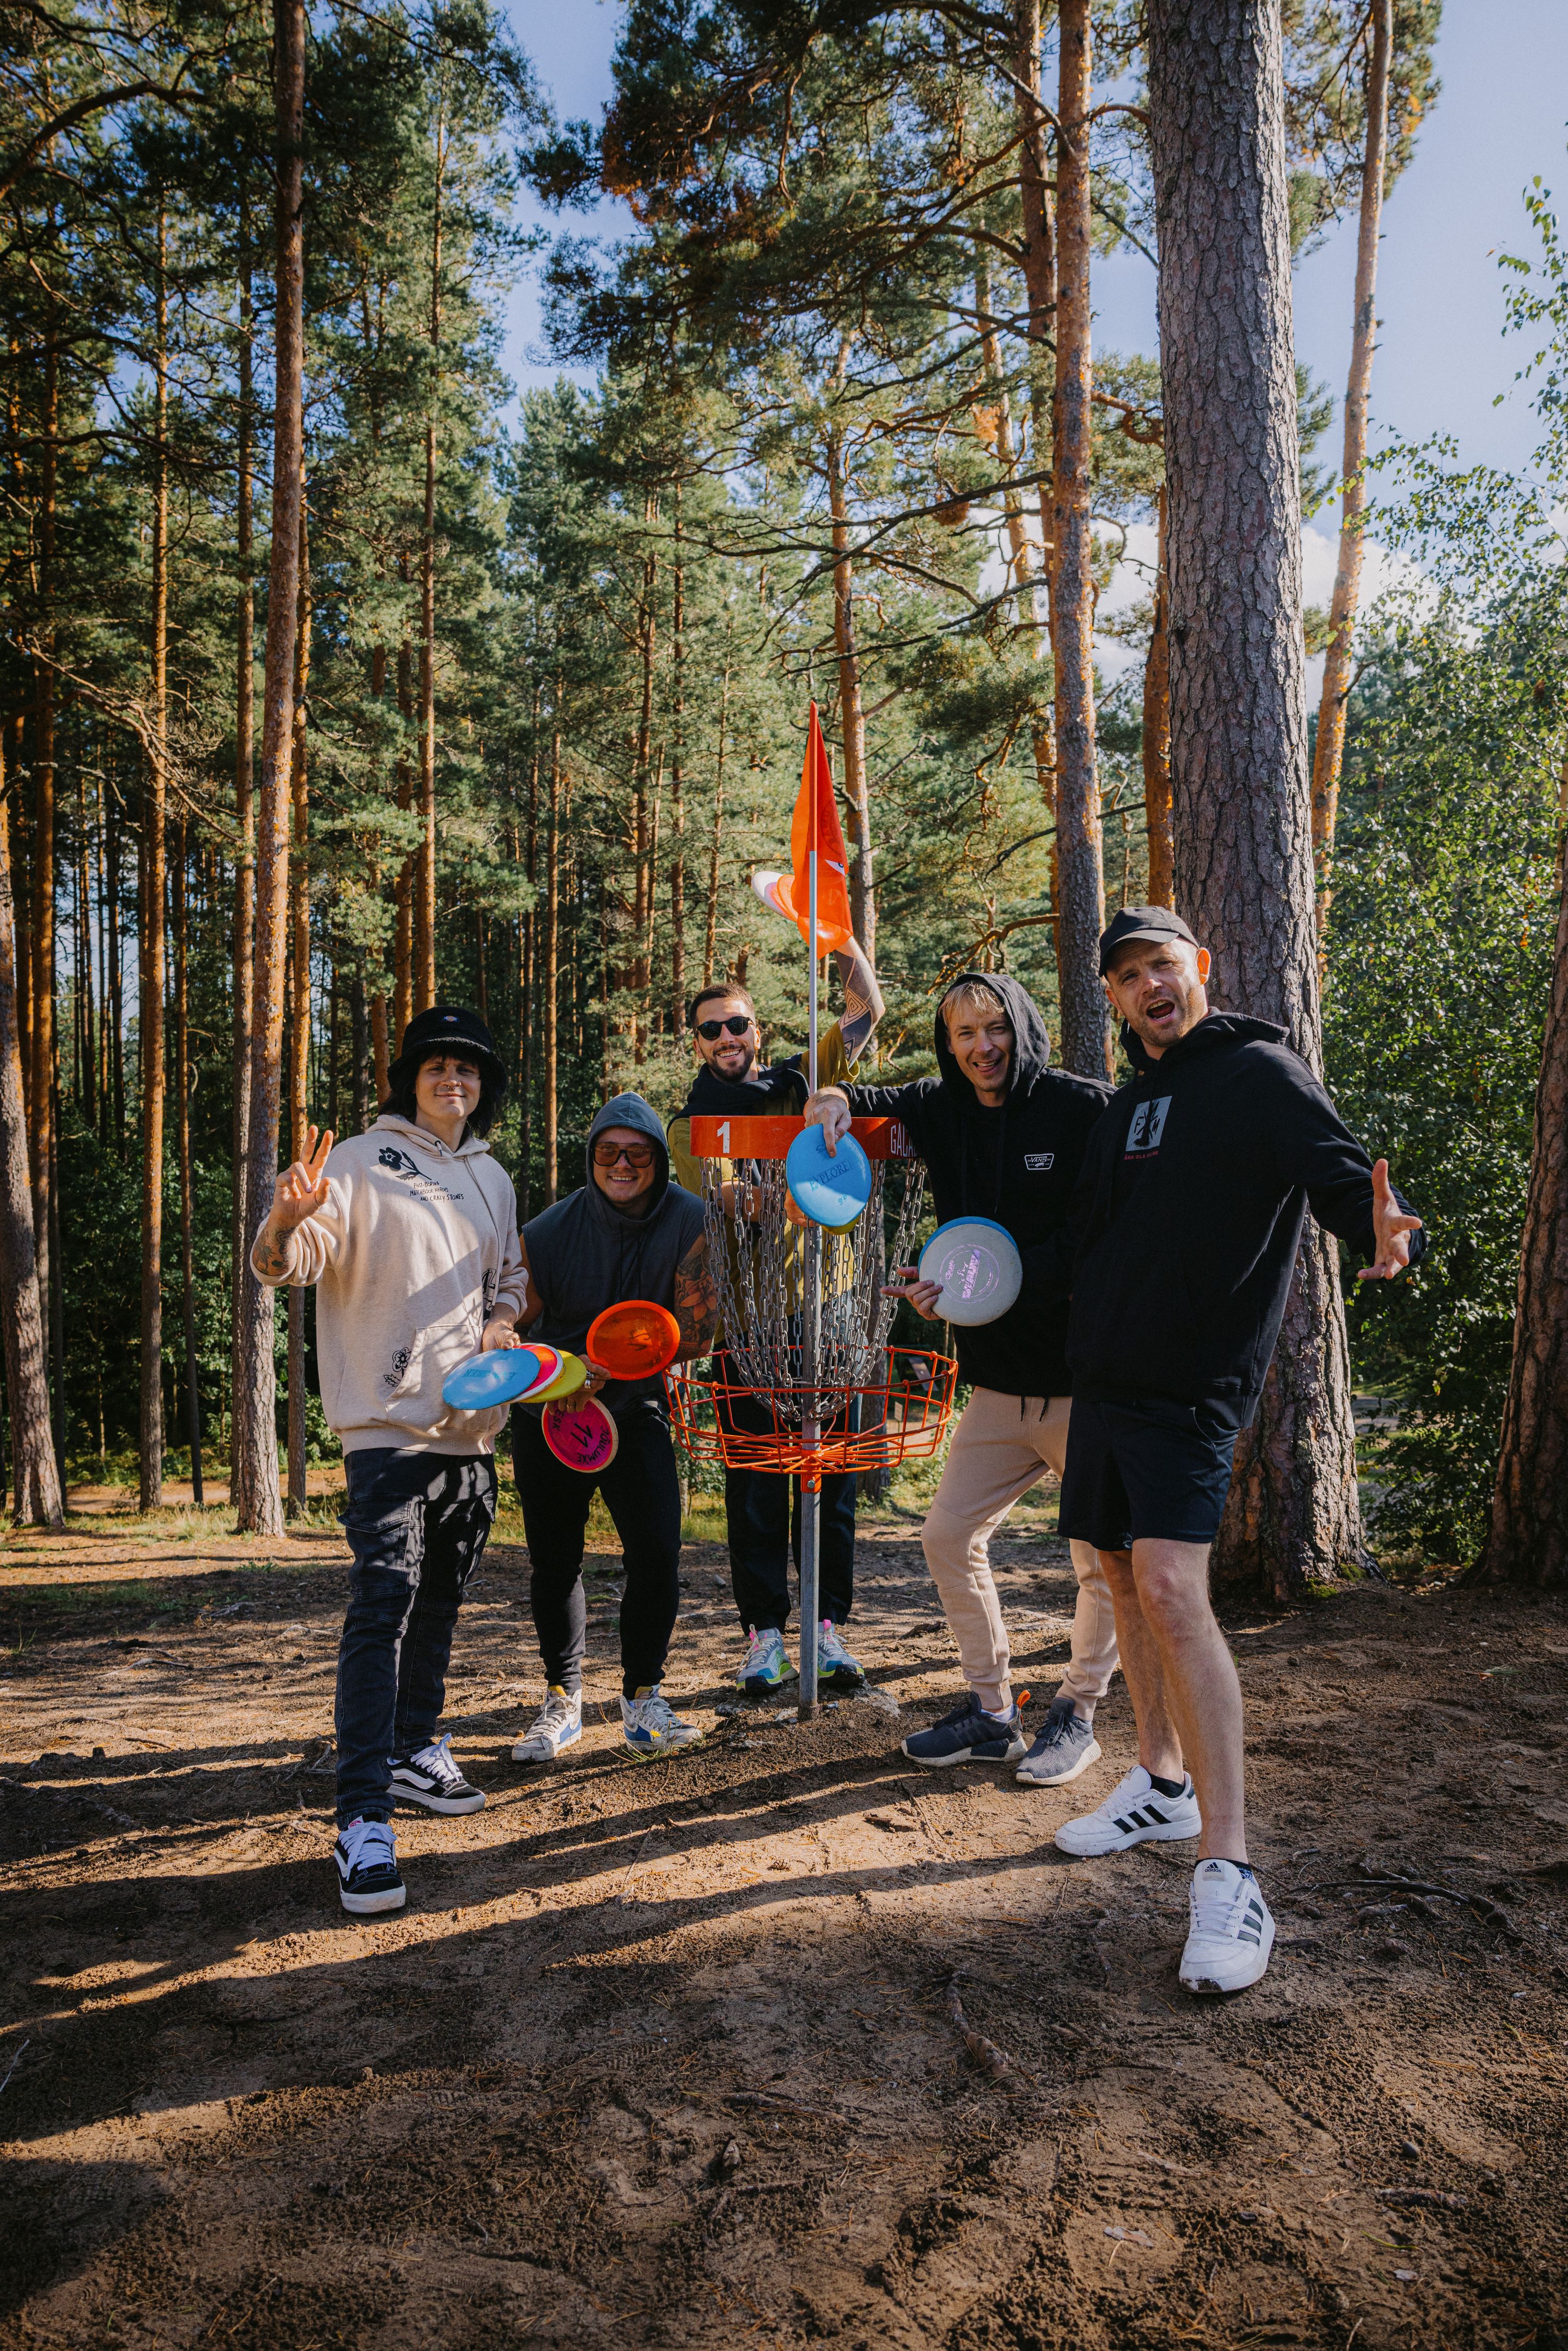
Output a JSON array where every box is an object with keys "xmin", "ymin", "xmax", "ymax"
[{"xmin": 530, "ymin": 1352, "xmax": 587, "ymax": 1404}]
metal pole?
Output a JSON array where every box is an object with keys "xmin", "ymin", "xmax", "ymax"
[{"xmin": 799, "ymin": 840, "xmax": 821, "ymax": 1719}]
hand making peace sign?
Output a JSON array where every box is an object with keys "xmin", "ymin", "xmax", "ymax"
[{"xmin": 270, "ymin": 1125, "xmax": 335, "ymax": 1233}]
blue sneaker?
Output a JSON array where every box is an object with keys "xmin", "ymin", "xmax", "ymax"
[
  {"xmin": 902, "ymin": 1696, "xmax": 1026, "ymax": 1768},
  {"xmin": 736, "ymin": 1627, "xmax": 795, "ymax": 1693},
  {"xmin": 512, "ymin": 1687, "xmax": 582, "ymax": 1763},
  {"xmin": 621, "ymin": 1686, "xmax": 703, "ymax": 1762}
]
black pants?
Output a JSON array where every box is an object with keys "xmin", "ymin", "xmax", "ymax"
[
  {"xmin": 512, "ymin": 1399, "xmax": 683, "ymax": 1699},
  {"xmin": 720, "ymin": 1382, "xmax": 856, "ymax": 1635},
  {"xmin": 336, "ymin": 1449, "xmax": 497, "ymax": 1827}
]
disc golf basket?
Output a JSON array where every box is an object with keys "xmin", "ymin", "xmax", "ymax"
[{"xmin": 667, "ymin": 1110, "xmax": 956, "ymax": 1715}]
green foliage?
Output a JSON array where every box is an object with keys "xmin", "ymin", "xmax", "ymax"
[{"xmin": 1323, "ymin": 589, "xmax": 1567, "ymax": 1561}]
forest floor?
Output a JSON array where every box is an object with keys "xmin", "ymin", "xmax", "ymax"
[{"xmin": 1, "ymin": 1487, "xmax": 1566, "ymax": 2351}]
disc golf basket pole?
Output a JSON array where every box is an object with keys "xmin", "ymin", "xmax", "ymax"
[{"xmin": 800, "ymin": 843, "xmax": 822, "ymax": 1718}]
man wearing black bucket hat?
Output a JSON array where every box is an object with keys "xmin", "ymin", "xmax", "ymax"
[
  {"xmin": 252, "ymin": 1004, "xmax": 526, "ymax": 1918},
  {"xmin": 1048, "ymin": 907, "xmax": 1425, "ymax": 1995}
]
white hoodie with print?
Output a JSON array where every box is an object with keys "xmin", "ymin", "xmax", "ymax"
[{"xmin": 250, "ymin": 1114, "xmax": 527, "ymax": 1455}]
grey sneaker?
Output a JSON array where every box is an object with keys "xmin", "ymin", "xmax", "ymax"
[{"xmin": 1016, "ymin": 1698, "xmax": 1101, "ymax": 1787}]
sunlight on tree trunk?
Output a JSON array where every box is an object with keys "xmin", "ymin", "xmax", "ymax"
[
  {"xmin": 139, "ymin": 197, "xmax": 168, "ymax": 1515},
  {"xmin": 1149, "ymin": 0, "xmax": 1363, "ymax": 1599},
  {"xmin": 0, "ymin": 746, "xmax": 62, "ymax": 1529},
  {"xmin": 1311, "ymin": 0, "xmax": 1393, "ymax": 935},
  {"xmin": 287, "ymin": 490, "xmax": 310, "ymax": 1520},
  {"xmin": 1143, "ymin": 485, "xmax": 1173, "ymax": 906},
  {"xmin": 230, "ymin": 181, "xmax": 255, "ymax": 1457}
]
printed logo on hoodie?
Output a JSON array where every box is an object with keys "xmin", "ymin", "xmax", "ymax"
[
  {"xmin": 1125, "ymin": 1097, "xmax": 1172, "ymax": 1158},
  {"xmin": 378, "ymin": 1146, "xmax": 418, "ymax": 1174},
  {"xmin": 376, "ymin": 1143, "xmax": 467, "ymax": 1206}
]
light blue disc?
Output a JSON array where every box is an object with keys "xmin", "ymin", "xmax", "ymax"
[
  {"xmin": 442, "ymin": 1347, "xmax": 546, "ymax": 1410},
  {"xmin": 785, "ymin": 1125, "xmax": 874, "ymax": 1230},
  {"xmin": 917, "ymin": 1217, "xmax": 1023, "ymax": 1326}
]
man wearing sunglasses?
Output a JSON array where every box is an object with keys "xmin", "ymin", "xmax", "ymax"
[
  {"xmin": 666, "ymin": 940, "xmax": 884, "ymax": 1697},
  {"xmin": 509, "ymin": 1092, "xmax": 718, "ymax": 1765}
]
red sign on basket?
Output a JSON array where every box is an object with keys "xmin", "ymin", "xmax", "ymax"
[{"xmin": 689, "ymin": 1115, "xmax": 915, "ymax": 1162}]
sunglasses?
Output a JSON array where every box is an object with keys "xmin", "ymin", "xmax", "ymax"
[
  {"xmin": 592, "ymin": 1139, "xmax": 655, "ymax": 1169},
  {"xmin": 696, "ymin": 1015, "xmax": 753, "ymax": 1040}
]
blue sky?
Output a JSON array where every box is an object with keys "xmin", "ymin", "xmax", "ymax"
[{"xmin": 499, "ymin": 0, "xmax": 1568, "ymax": 483}]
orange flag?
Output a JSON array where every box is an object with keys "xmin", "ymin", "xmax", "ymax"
[{"xmin": 752, "ymin": 702, "xmax": 856, "ymax": 954}]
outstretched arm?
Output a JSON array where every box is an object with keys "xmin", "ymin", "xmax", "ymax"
[
  {"xmin": 834, "ymin": 935, "xmax": 884, "ymax": 1067},
  {"xmin": 673, "ymin": 1231, "xmax": 719, "ymax": 1361}
]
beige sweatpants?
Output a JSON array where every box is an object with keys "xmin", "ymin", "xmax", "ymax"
[{"xmin": 920, "ymin": 1388, "xmax": 1119, "ymax": 1718}]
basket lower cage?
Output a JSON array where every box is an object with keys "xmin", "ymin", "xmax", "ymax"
[{"xmin": 666, "ymin": 1346, "xmax": 958, "ymax": 1478}]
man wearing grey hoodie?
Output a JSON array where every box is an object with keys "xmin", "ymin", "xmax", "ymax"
[
  {"xmin": 510, "ymin": 1093, "xmax": 718, "ymax": 1765},
  {"xmin": 253, "ymin": 1006, "xmax": 527, "ymax": 1918}
]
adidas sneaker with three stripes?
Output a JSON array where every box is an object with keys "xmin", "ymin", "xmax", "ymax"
[
  {"xmin": 1180, "ymin": 1858, "xmax": 1275, "ymax": 1993},
  {"xmin": 1053, "ymin": 1763, "xmax": 1202, "ymax": 1856}
]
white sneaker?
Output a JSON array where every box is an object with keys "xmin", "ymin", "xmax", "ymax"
[
  {"xmin": 1054, "ymin": 1764, "xmax": 1202, "ymax": 1856},
  {"xmin": 621, "ymin": 1686, "xmax": 703, "ymax": 1762},
  {"xmin": 1180, "ymin": 1859, "xmax": 1275, "ymax": 1993},
  {"xmin": 736, "ymin": 1627, "xmax": 796, "ymax": 1692},
  {"xmin": 816, "ymin": 1620, "xmax": 865, "ymax": 1689},
  {"xmin": 512, "ymin": 1686, "xmax": 583, "ymax": 1762}
]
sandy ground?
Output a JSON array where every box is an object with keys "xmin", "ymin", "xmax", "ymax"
[{"xmin": 1, "ymin": 1496, "xmax": 1566, "ymax": 2350}]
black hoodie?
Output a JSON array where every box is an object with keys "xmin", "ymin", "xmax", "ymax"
[
  {"xmin": 521, "ymin": 1092, "xmax": 704, "ymax": 1416},
  {"xmin": 1066, "ymin": 1013, "xmax": 1427, "ymax": 1425},
  {"xmin": 839, "ymin": 973, "xmax": 1114, "ymax": 1398}
]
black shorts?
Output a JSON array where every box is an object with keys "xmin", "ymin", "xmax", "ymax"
[{"xmin": 1058, "ymin": 1392, "xmax": 1239, "ymax": 1553}]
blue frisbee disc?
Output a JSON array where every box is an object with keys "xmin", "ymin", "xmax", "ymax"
[
  {"xmin": 917, "ymin": 1217, "xmax": 1023, "ymax": 1326},
  {"xmin": 785, "ymin": 1125, "xmax": 874, "ymax": 1230},
  {"xmin": 442, "ymin": 1347, "xmax": 548, "ymax": 1411}
]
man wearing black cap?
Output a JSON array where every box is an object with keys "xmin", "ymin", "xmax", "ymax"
[
  {"xmin": 1051, "ymin": 909, "xmax": 1424, "ymax": 1995},
  {"xmin": 252, "ymin": 1005, "xmax": 526, "ymax": 1918}
]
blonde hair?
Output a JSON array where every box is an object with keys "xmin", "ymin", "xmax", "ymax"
[{"xmin": 940, "ymin": 978, "xmax": 1007, "ymax": 1030}]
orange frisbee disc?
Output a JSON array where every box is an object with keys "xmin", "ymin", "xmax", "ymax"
[{"xmin": 585, "ymin": 1299, "xmax": 682, "ymax": 1381}]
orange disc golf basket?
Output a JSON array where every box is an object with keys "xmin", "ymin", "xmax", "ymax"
[{"xmin": 666, "ymin": 704, "xmax": 956, "ymax": 1719}]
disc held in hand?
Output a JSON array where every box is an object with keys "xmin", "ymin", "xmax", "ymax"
[
  {"xmin": 916, "ymin": 1218, "xmax": 1023, "ymax": 1327},
  {"xmin": 585, "ymin": 1300, "xmax": 682, "ymax": 1380},
  {"xmin": 543, "ymin": 1396, "xmax": 620, "ymax": 1472},
  {"xmin": 784, "ymin": 1125, "xmax": 873, "ymax": 1230}
]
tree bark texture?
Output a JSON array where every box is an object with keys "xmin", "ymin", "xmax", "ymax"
[
  {"xmin": 30, "ymin": 316, "xmax": 58, "ymax": 1359},
  {"xmin": 394, "ymin": 624, "xmax": 414, "ymax": 1042},
  {"xmin": 1143, "ymin": 484, "xmax": 1173, "ymax": 905},
  {"xmin": 1310, "ymin": 0, "xmax": 1392, "ymax": 927},
  {"xmin": 0, "ymin": 753, "xmax": 62, "ymax": 1526},
  {"xmin": 232, "ymin": 200, "xmax": 256, "ymax": 1450},
  {"xmin": 416, "ymin": 122, "xmax": 445, "ymax": 1016},
  {"xmin": 287, "ymin": 491, "xmax": 310, "ymax": 1519},
  {"xmin": 544, "ymin": 703, "xmax": 561, "ymax": 1202},
  {"xmin": 140, "ymin": 201, "xmax": 169, "ymax": 1513},
  {"xmin": 1148, "ymin": 0, "xmax": 1363, "ymax": 1597},
  {"xmin": 670, "ymin": 514, "xmax": 687, "ymax": 1029},
  {"xmin": 704, "ymin": 626, "xmax": 732, "ymax": 987},
  {"xmin": 1480, "ymin": 846, "xmax": 1568, "ymax": 1586},
  {"xmin": 173, "ymin": 821, "xmax": 202, "ymax": 1506},
  {"xmin": 234, "ymin": 0, "xmax": 305, "ymax": 1538}
]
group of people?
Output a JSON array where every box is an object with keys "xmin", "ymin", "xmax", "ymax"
[{"xmin": 253, "ymin": 904, "xmax": 1422, "ymax": 1996}]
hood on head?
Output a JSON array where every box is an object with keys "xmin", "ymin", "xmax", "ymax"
[
  {"xmin": 585, "ymin": 1091, "xmax": 672, "ymax": 1221},
  {"xmin": 1121, "ymin": 1009, "xmax": 1287, "ymax": 1074},
  {"xmin": 933, "ymin": 971, "xmax": 1053, "ymax": 1101}
]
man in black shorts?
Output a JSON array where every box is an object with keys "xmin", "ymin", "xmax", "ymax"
[{"xmin": 1053, "ymin": 907, "xmax": 1424, "ymax": 1994}]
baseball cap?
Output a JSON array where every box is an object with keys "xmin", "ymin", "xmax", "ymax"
[
  {"xmin": 1098, "ymin": 905, "xmax": 1200, "ymax": 977},
  {"xmin": 387, "ymin": 1004, "xmax": 506, "ymax": 1091}
]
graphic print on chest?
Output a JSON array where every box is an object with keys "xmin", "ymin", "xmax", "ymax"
[
  {"xmin": 1023, "ymin": 1151, "xmax": 1055, "ymax": 1172},
  {"xmin": 1125, "ymin": 1096, "xmax": 1172, "ymax": 1158}
]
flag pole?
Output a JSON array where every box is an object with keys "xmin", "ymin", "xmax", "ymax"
[{"xmin": 799, "ymin": 712, "xmax": 822, "ymax": 1719}]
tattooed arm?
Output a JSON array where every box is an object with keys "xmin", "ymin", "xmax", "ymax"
[
  {"xmin": 251, "ymin": 1124, "xmax": 335, "ymax": 1287},
  {"xmin": 672, "ymin": 1230, "xmax": 719, "ymax": 1361},
  {"xmin": 834, "ymin": 936, "xmax": 885, "ymax": 1067}
]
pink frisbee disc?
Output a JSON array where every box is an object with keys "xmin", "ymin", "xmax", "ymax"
[{"xmin": 542, "ymin": 1396, "xmax": 620, "ymax": 1473}]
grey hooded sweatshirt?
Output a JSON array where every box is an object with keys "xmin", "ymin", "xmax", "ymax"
[
  {"xmin": 250, "ymin": 1113, "xmax": 526, "ymax": 1455},
  {"xmin": 521, "ymin": 1092, "xmax": 705, "ymax": 1417}
]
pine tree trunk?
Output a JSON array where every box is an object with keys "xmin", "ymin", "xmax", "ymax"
[
  {"xmin": 140, "ymin": 202, "xmax": 169, "ymax": 1514},
  {"xmin": 1143, "ymin": 484, "xmax": 1173, "ymax": 906},
  {"xmin": 30, "ymin": 316, "xmax": 58, "ymax": 1382},
  {"xmin": 1148, "ymin": 0, "xmax": 1364, "ymax": 1599},
  {"xmin": 1052, "ymin": 0, "xmax": 1110, "ymax": 1078},
  {"xmin": 76, "ymin": 766, "xmax": 95, "ymax": 1125},
  {"xmin": 518, "ymin": 697, "xmax": 539, "ymax": 1218},
  {"xmin": 416, "ymin": 125, "xmax": 444, "ymax": 1016},
  {"xmin": 1480, "ymin": 842, "xmax": 1568, "ymax": 1586},
  {"xmin": 0, "ymin": 745, "xmax": 62, "ymax": 1527},
  {"xmin": 287, "ymin": 491, "xmax": 311, "ymax": 1520},
  {"xmin": 234, "ymin": 0, "xmax": 305, "ymax": 1539},
  {"xmin": 825, "ymin": 387, "xmax": 875, "ymax": 962},
  {"xmin": 545, "ymin": 699, "xmax": 561, "ymax": 1203},
  {"xmin": 394, "ymin": 621, "xmax": 414, "ymax": 1043},
  {"xmin": 670, "ymin": 508, "xmax": 687, "ymax": 1028},
  {"xmin": 231, "ymin": 180, "xmax": 256, "ymax": 1473},
  {"xmin": 107, "ymin": 781, "xmax": 124, "ymax": 1152},
  {"xmin": 704, "ymin": 626, "xmax": 732, "ymax": 986},
  {"xmin": 351, "ymin": 971, "xmax": 370, "ymax": 1133},
  {"xmin": 174, "ymin": 817, "xmax": 203, "ymax": 1506},
  {"xmin": 632, "ymin": 557, "xmax": 656, "ymax": 1063},
  {"xmin": 1310, "ymin": 0, "xmax": 1392, "ymax": 928}
]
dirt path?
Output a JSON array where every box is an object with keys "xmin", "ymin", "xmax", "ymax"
[{"xmin": 1, "ymin": 1508, "xmax": 1565, "ymax": 2348}]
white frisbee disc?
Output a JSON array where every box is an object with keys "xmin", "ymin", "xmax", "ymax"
[{"xmin": 917, "ymin": 1217, "xmax": 1023, "ymax": 1327}]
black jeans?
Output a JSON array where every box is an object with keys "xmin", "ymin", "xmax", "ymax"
[
  {"xmin": 335, "ymin": 1449, "xmax": 497, "ymax": 1827},
  {"xmin": 513, "ymin": 1399, "xmax": 684, "ymax": 1699},
  {"xmin": 720, "ymin": 1384, "xmax": 856, "ymax": 1635}
]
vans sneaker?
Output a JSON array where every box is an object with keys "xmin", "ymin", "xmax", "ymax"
[
  {"xmin": 1016, "ymin": 1699, "xmax": 1102, "ymax": 1787},
  {"xmin": 817, "ymin": 1620, "xmax": 865, "ymax": 1690},
  {"xmin": 334, "ymin": 1817, "xmax": 405, "ymax": 1916},
  {"xmin": 1180, "ymin": 1859, "xmax": 1275, "ymax": 1993},
  {"xmin": 736, "ymin": 1628, "xmax": 795, "ymax": 1693},
  {"xmin": 1054, "ymin": 1764, "xmax": 1201, "ymax": 1856},
  {"xmin": 901, "ymin": 1696, "xmax": 1026, "ymax": 1768},
  {"xmin": 512, "ymin": 1686, "xmax": 582, "ymax": 1763},
  {"xmin": 388, "ymin": 1733, "xmax": 486, "ymax": 1815},
  {"xmin": 621, "ymin": 1686, "xmax": 704, "ymax": 1762}
]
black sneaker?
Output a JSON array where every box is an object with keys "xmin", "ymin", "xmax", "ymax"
[
  {"xmin": 901, "ymin": 1696, "xmax": 1026, "ymax": 1768},
  {"xmin": 388, "ymin": 1734, "xmax": 486, "ymax": 1814},
  {"xmin": 1016, "ymin": 1697, "xmax": 1102, "ymax": 1787},
  {"xmin": 334, "ymin": 1817, "xmax": 406, "ymax": 1915}
]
